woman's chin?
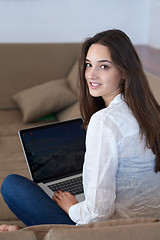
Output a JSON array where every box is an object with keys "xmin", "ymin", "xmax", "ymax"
[{"xmin": 89, "ymin": 90, "xmax": 101, "ymax": 98}]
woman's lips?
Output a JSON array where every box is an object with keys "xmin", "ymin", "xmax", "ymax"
[{"xmin": 89, "ymin": 82, "xmax": 101, "ymax": 89}]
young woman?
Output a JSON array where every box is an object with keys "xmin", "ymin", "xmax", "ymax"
[{"xmin": 1, "ymin": 29, "xmax": 160, "ymax": 231}]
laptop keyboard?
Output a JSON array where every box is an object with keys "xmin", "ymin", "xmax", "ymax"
[{"xmin": 48, "ymin": 176, "xmax": 83, "ymax": 196}]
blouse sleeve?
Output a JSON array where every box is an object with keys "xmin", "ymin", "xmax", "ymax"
[{"xmin": 69, "ymin": 111, "xmax": 119, "ymax": 225}]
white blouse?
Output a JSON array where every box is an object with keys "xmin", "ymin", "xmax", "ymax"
[{"xmin": 69, "ymin": 94, "xmax": 160, "ymax": 225}]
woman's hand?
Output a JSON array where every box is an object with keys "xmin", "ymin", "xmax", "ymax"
[{"xmin": 53, "ymin": 190, "xmax": 78, "ymax": 214}]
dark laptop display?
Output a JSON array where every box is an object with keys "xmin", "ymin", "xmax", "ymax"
[{"xmin": 19, "ymin": 119, "xmax": 86, "ymax": 184}]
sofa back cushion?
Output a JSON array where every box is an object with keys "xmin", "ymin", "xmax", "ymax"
[{"xmin": 0, "ymin": 43, "xmax": 81, "ymax": 109}]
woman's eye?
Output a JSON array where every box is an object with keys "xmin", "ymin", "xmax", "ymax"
[
  {"xmin": 101, "ymin": 65, "xmax": 109, "ymax": 69},
  {"xmin": 85, "ymin": 63, "xmax": 91, "ymax": 68}
]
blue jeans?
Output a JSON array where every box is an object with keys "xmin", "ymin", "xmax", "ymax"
[{"xmin": 1, "ymin": 174, "xmax": 75, "ymax": 226}]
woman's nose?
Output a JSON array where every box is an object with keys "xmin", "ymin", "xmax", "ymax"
[{"xmin": 87, "ymin": 67, "xmax": 98, "ymax": 80}]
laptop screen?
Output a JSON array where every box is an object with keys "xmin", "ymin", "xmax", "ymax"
[{"xmin": 19, "ymin": 119, "xmax": 86, "ymax": 183}]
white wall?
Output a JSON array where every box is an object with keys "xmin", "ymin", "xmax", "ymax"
[
  {"xmin": 0, "ymin": 0, "xmax": 158, "ymax": 48},
  {"xmin": 148, "ymin": 0, "xmax": 160, "ymax": 48}
]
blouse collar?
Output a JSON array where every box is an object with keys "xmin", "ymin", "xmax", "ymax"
[{"xmin": 108, "ymin": 94, "xmax": 124, "ymax": 107}]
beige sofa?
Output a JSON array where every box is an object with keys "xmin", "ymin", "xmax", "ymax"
[{"xmin": 0, "ymin": 43, "xmax": 160, "ymax": 239}]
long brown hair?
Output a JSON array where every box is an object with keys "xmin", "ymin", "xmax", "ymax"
[{"xmin": 79, "ymin": 29, "xmax": 160, "ymax": 172}]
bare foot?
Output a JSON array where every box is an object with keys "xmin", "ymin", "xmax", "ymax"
[{"xmin": 0, "ymin": 224, "xmax": 21, "ymax": 232}]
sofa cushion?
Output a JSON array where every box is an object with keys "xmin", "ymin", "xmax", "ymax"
[
  {"xmin": 12, "ymin": 78, "xmax": 77, "ymax": 123},
  {"xmin": 21, "ymin": 217, "xmax": 158, "ymax": 240},
  {"xmin": 44, "ymin": 222, "xmax": 160, "ymax": 240},
  {"xmin": 66, "ymin": 60, "xmax": 79, "ymax": 96},
  {"xmin": 0, "ymin": 110, "xmax": 56, "ymax": 137},
  {"xmin": 0, "ymin": 230, "xmax": 37, "ymax": 240},
  {"xmin": 55, "ymin": 102, "xmax": 81, "ymax": 122}
]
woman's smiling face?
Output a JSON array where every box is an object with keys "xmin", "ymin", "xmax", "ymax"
[{"xmin": 85, "ymin": 43, "xmax": 123, "ymax": 106}]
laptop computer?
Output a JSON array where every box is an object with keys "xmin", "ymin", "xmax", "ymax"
[{"xmin": 18, "ymin": 118, "xmax": 86, "ymax": 202}]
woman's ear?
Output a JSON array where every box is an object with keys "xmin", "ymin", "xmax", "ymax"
[
  {"xmin": 122, "ymin": 74, "xmax": 126, "ymax": 82},
  {"xmin": 120, "ymin": 77, "xmax": 125, "ymax": 84},
  {"xmin": 121, "ymin": 73, "xmax": 125, "ymax": 80}
]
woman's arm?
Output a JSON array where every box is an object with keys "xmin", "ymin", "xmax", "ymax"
[{"xmin": 68, "ymin": 112, "xmax": 119, "ymax": 224}]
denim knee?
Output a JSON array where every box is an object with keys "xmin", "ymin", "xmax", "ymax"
[{"xmin": 1, "ymin": 174, "xmax": 21, "ymax": 197}]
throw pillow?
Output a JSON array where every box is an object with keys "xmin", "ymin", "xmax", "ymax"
[
  {"xmin": 55, "ymin": 102, "xmax": 81, "ymax": 122},
  {"xmin": 12, "ymin": 78, "xmax": 77, "ymax": 123}
]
